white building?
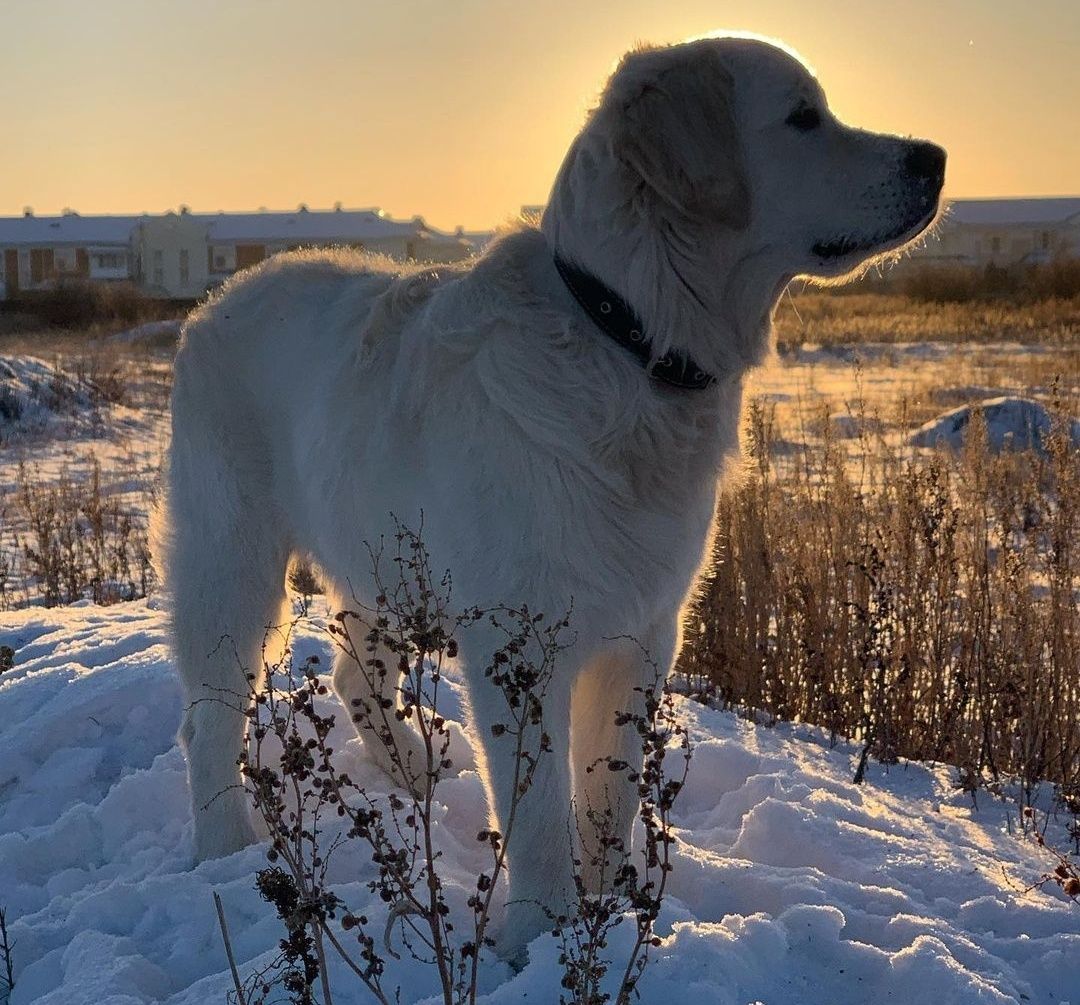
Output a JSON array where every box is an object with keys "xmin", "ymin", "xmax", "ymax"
[
  {"xmin": 1, "ymin": 207, "xmax": 477, "ymax": 301},
  {"xmin": 134, "ymin": 207, "xmax": 476, "ymax": 298},
  {"xmin": 0, "ymin": 211, "xmax": 137, "ymax": 300},
  {"xmin": 909, "ymin": 197, "xmax": 1080, "ymax": 267}
]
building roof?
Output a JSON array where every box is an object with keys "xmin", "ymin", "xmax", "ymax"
[
  {"xmin": 203, "ymin": 208, "xmax": 422, "ymax": 243},
  {"xmin": 0, "ymin": 213, "xmax": 141, "ymax": 246},
  {"xmin": 946, "ymin": 198, "xmax": 1080, "ymax": 226},
  {"xmin": 0, "ymin": 207, "xmax": 444, "ymax": 248}
]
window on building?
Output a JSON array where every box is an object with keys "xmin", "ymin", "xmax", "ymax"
[
  {"xmin": 179, "ymin": 249, "xmax": 189, "ymax": 286},
  {"xmin": 53, "ymin": 248, "xmax": 77, "ymax": 273},
  {"xmin": 234, "ymin": 244, "xmax": 266, "ymax": 270},
  {"xmin": 990, "ymin": 236, "xmax": 1001, "ymax": 254},
  {"xmin": 152, "ymin": 249, "xmax": 164, "ymax": 287},
  {"xmin": 30, "ymin": 248, "xmax": 55, "ymax": 284},
  {"xmin": 93, "ymin": 252, "xmax": 125, "ymax": 270},
  {"xmin": 1042, "ymin": 231, "xmax": 1052, "ymax": 250}
]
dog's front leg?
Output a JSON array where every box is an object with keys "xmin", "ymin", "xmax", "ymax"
[
  {"xmin": 571, "ymin": 625, "xmax": 678, "ymax": 894},
  {"xmin": 464, "ymin": 636, "xmax": 575, "ymax": 964}
]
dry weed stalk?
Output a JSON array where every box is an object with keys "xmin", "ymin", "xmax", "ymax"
[
  {"xmin": 236, "ymin": 526, "xmax": 568, "ymax": 1003},
  {"xmin": 556, "ymin": 655, "xmax": 692, "ymax": 1005},
  {"xmin": 1001, "ymin": 806, "xmax": 1080, "ymax": 906},
  {"xmin": 228, "ymin": 525, "xmax": 689, "ymax": 1004},
  {"xmin": 13, "ymin": 457, "xmax": 154, "ymax": 607},
  {"xmin": 0, "ymin": 907, "xmax": 14, "ymax": 1005},
  {"xmin": 680, "ymin": 396, "xmax": 1079, "ymax": 803}
]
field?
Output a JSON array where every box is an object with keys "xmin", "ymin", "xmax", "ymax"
[{"xmin": 0, "ymin": 287, "xmax": 1077, "ymax": 1003}]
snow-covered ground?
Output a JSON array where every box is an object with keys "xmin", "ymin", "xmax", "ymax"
[
  {"xmin": 752, "ymin": 340, "xmax": 1077, "ymax": 446},
  {"xmin": 0, "ymin": 352, "xmax": 168, "ymax": 606},
  {"xmin": 1, "ymin": 338, "xmax": 1077, "ymax": 1003},
  {"xmin": 1, "ymin": 600, "xmax": 1077, "ymax": 1005}
]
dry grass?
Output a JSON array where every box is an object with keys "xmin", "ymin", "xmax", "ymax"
[
  {"xmin": 678, "ymin": 396, "xmax": 1079, "ymax": 801},
  {"xmin": 775, "ymin": 290, "xmax": 1080, "ymax": 350},
  {"xmin": 2, "ymin": 457, "xmax": 155, "ymax": 608},
  {"xmin": 895, "ymin": 260, "xmax": 1080, "ymax": 303},
  {"xmin": 8, "ymin": 280, "xmax": 185, "ymax": 331}
]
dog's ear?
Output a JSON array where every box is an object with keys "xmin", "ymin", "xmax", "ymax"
[{"xmin": 612, "ymin": 51, "xmax": 750, "ymax": 228}]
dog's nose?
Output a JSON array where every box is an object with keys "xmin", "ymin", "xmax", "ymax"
[{"xmin": 904, "ymin": 142, "xmax": 946, "ymax": 184}]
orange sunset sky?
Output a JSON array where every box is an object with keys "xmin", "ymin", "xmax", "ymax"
[{"xmin": 2, "ymin": 0, "xmax": 1078, "ymax": 231}]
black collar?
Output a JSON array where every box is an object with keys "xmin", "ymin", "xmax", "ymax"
[{"xmin": 552, "ymin": 252, "xmax": 718, "ymax": 391}]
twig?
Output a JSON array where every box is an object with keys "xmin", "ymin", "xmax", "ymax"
[
  {"xmin": 213, "ymin": 891, "xmax": 247, "ymax": 1005},
  {"xmin": 383, "ymin": 900, "xmax": 424, "ymax": 960},
  {"xmin": 0, "ymin": 907, "xmax": 14, "ymax": 1002}
]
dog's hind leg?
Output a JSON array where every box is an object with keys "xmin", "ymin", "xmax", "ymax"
[{"xmin": 161, "ymin": 370, "xmax": 291, "ymax": 860}]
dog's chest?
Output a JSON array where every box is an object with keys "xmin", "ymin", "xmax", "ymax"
[{"xmin": 460, "ymin": 419, "xmax": 730, "ymax": 629}]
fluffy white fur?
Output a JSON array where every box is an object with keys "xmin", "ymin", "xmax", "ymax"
[{"xmin": 158, "ymin": 35, "xmax": 944, "ymax": 959}]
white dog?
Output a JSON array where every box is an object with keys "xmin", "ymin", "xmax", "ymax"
[{"xmin": 158, "ymin": 34, "xmax": 943, "ymax": 959}]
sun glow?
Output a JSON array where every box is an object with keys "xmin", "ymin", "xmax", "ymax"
[
  {"xmin": 683, "ymin": 29, "xmax": 817, "ymax": 76},
  {"xmin": 0, "ymin": 1, "xmax": 1076, "ymax": 229}
]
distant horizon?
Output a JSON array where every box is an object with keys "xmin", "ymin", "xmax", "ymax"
[{"xmin": 4, "ymin": 192, "xmax": 1080, "ymax": 235}]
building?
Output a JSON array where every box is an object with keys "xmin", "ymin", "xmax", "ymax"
[
  {"xmin": 908, "ymin": 197, "xmax": 1080, "ymax": 268},
  {"xmin": 1, "ymin": 206, "xmax": 477, "ymax": 301},
  {"xmin": 0, "ymin": 211, "xmax": 138, "ymax": 299},
  {"xmin": 132, "ymin": 211, "xmax": 211, "ymax": 300},
  {"xmin": 134, "ymin": 207, "xmax": 477, "ymax": 298}
]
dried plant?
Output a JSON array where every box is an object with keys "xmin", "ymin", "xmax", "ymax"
[
  {"xmin": 235, "ymin": 525, "xmax": 570, "ymax": 1003},
  {"xmin": 226, "ymin": 525, "xmax": 688, "ymax": 1004},
  {"xmin": 13, "ymin": 457, "xmax": 154, "ymax": 607},
  {"xmin": 679, "ymin": 395, "xmax": 1079, "ymax": 803},
  {"xmin": 1002, "ymin": 806, "xmax": 1080, "ymax": 906},
  {"xmin": 0, "ymin": 907, "xmax": 14, "ymax": 1005},
  {"xmin": 555, "ymin": 659, "xmax": 692, "ymax": 1005}
]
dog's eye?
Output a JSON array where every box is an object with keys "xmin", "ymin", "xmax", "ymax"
[{"xmin": 786, "ymin": 105, "xmax": 821, "ymax": 131}]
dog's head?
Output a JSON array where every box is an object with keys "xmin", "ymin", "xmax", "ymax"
[
  {"xmin": 602, "ymin": 35, "xmax": 945, "ymax": 281},
  {"xmin": 541, "ymin": 34, "xmax": 946, "ymax": 373}
]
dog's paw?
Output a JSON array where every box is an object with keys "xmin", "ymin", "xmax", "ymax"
[
  {"xmin": 491, "ymin": 901, "xmax": 551, "ymax": 970},
  {"xmin": 193, "ymin": 812, "xmax": 258, "ymax": 861}
]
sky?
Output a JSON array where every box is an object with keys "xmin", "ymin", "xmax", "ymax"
[{"xmin": 2, "ymin": 0, "xmax": 1078, "ymax": 231}]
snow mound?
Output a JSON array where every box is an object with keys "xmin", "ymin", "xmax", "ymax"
[
  {"xmin": 909, "ymin": 395, "xmax": 1080, "ymax": 453},
  {"xmin": 1, "ymin": 602, "xmax": 1077, "ymax": 1004},
  {"xmin": 0, "ymin": 356, "xmax": 99, "ymax": 443}
]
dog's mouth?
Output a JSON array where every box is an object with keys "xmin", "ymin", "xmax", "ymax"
[{"xmin": 812, "ymin": 197, "xmax": 940, "ymax": 262}]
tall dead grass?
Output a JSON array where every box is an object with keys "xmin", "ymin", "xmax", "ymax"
[
  {"xmin": 10, "ymin": 280, "xmax": 185, "ymax": 331},
  {"xmin": 895, "ymin": 260, "xmax": 1080, "ymax": 303},
  {"xmin": 8, "ymin": 457, "xmax": 155, "ymax": 607},
  {"xmin": 775, "ymin": 290, "xmax": 1080, "ymax": 350},
  {"xmin": 678, "ymin": 398, "xmax": 1079, "ymax": 801}
]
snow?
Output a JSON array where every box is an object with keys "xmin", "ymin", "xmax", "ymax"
[
  {"xmin": 2, "ymin": 601, "xmax": 1077, "ymax": 1004},
  {"xmin": 0, "ymin": 337, "xmax": 1077, "ymax": 1001},
  {"xmin": 0, "ymin": 356, "xmax": 97, "ymax": 443},
  {"xmin": 910, "ymin": 396, "xmax": 1080, "ymax": 453}
]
